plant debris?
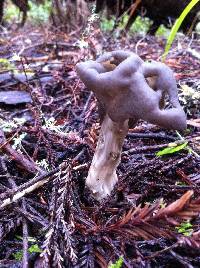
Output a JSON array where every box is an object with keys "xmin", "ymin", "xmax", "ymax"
[
  {"xmin": 0, "ymin": 26, "xmax": 199, "ymax": 267},
  {"xmin": 0, "ymin": 91, "xmax": 32, "ymax": 105}
]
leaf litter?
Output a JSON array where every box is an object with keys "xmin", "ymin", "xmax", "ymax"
[{"xmin": 0, "ymin": 26, "xmax": 199, "ymax": 267}]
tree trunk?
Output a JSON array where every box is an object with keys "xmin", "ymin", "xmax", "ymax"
[{"xmin": 51, "ymin": 0, "xmax": 90, "ymax": 32}]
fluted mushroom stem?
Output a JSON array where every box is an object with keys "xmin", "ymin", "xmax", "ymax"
[{"xmin": 86, "ymin": 115, "xmax": 129, "ymax": 200}]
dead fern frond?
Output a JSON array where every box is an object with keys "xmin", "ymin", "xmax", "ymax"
[
  {"xmin": 41, "ymin": 161, "xmax": 77, "ymax": 267},
  {"xmin": 100, "ymin": 191, "xmax": 200, "ymax": 243}
]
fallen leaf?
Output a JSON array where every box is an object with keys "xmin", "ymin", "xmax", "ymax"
[
  {"xmin": 156, "ymin": 142, "xmax": 188, "ymax": 156},
  {"xmin": 0, "ymin": 90, "xmax": 32, "ymax": 105},
  {"xmin": 154, "ymin": 191, "xmax": 194, "ymax": 218}
]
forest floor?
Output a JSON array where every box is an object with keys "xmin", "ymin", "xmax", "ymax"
[{"xmin": 0, "ymin": 25, "xmax": 200, "ymax": 268}]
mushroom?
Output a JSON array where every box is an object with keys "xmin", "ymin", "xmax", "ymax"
[{"xmin": 76, "ymin": 50, "xmax": 186, "ymax": 200}]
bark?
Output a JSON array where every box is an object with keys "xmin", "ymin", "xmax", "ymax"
[{"xmin": 51, "ymin": 0, "xmax": 89, "ymax": 32}]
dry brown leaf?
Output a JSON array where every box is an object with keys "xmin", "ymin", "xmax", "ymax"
[
  {"xmin": 95, "ymin": 251, "xmax": 108, "ymax": 268},
  {"xmin": 154, "ymin": 191, "xmax": 194, "ymax": 219}
]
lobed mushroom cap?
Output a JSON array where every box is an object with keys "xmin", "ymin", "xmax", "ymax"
[{"xmin": 76, "ymin": 50, "xmax": 187, "ymax": 131}]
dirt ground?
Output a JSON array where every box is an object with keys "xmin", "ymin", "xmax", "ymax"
[{"xmin": 0, "ymin": 25, "xmax": 200, "ymax": 267}]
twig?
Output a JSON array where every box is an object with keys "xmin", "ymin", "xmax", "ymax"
[
  {"xmin": 19, "ymin": 41, "xmax": 77, "ymax": 55},
  {"xmin": 170, "ymin": 250, "xmax": 194, "ymax": 267},
  {"xmin": 0, "ymin": 129, "xmax": 42, "ymax": 174},
  {"xmin": 127, "ymin": 132, "xmax": 176, "ymax": 141},
  {"xmin": 0, "ymin": 161, "xmax": 85, "ymax": 209},
  {"xmin": 14, "ymin": 206, "xmax": 48, "ymax": 227},
  {"xmin": 176, "ymin": 131, "xmax": 200, "ymax": 158},
  {"xmin": 123, "ymin": 140, "xmax": 184, "ymax": 155},
  {"xmin": 145, "ymin": 242, "xmax": 179, "ymax": 259},
  {"xmin": 22, "ymin": 200, "xmax": 29, "ymax": 268},
  {"xmin": 142, "ymin": 181, "xmax": 199, "ymax": 191},
  {"xmin": 0, "ymin": 170, "xmax": 56, "ymax": 209},
  {"xmin": 72, "ymin": 92, "xmax": 93, "ymax": 121},
  {"xmin": 26, "ymin": 204, "xmax": 49, "ymax": 227},
  {"xmin": 160, "ymin": 154, "xmax": 193, "ymax": 173}
]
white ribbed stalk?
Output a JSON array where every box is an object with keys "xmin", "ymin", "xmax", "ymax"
[{"xmin": 86, "ymin": 114, "xmax": 129, "ymax": 200}]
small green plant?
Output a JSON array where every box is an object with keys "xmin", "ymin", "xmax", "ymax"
[
  {"xmin": 100, "ymin": 15, "xmax": 151, "ymax": 35},
  {"xmin": 28, "ymin": 0, "xmax": 51, "ymax": 25},
  {"xmin": 13, "ymin": 236, "xmax": 42, "ymax": 261},
  {"xmin": 4, "ymin": 2, "xmax": 19, "ymax": 22},
  {"xmin": 13, "ymin": 244, "xmax": 42, "ymax": 261},
  {"xmin": 175, "ymin": 220, "xmax": 193, "ymax": 236},
  {"xmin": 0, "ymin": 58, "xmax": 15, "ymax": 71},
  {"xmin": 163, "ymin": 0, "xmax": 200, "ymax": 60},
  {"xmin": 129, "ymin": 16, "xmax": 151, "ymax": 34},
  {"xmin": 13, "ymin": 251, "xmax": 23, "ymax": 261},
  {"xmin": 4, "ymin": 0, "xmax": 51, "ymax": 25},
  {"xmin": 100, "ymin": 16, "xmax": 115, "ymax": 32},
  {"xmin": 156, "ymin": 24, "xmax": 170, "ymax": 38},
  {"xmin": 28, "ymin": 244, "xmax": 42, "ymax": 253},
  {"xmin": 109, "ymin": 256, "xmax": 124, "ymax": 268},
  {"xmin": 156, "ymin": 142, "xmax": 188, "ymax": 156}
]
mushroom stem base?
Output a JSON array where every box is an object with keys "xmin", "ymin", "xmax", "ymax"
[{"xmin": 86, "ymin": 115, "xmax": 129, "ymax": 200}]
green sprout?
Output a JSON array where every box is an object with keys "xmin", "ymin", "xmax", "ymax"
[
  {"xmin": 175, "ymin": 221, "xmax": 193, "ymax": 236},
  {"xmin": 13, "ymin": 244, "xmax": 42, "ymax": 261},
  {"xmin": 28, "ymin": 244, "xmax": 42, "ymax": 254},
  {"xmin": 156, "ymin": 142, "xmax": 188, "ymax": 157},
  {"xmin": 29, "ymin": 0, "xmax": 51, "ymax": 25},
  {"xmin": 163, "ymin": 0, "xmax": 200, "ymax": 60},
  {"xmin": 109, "ymin": 256, "xmax": 124, "ymax": 268},
  {"xmin": 13, "ymin": 236, "xmax": 42, "ymax": 261},
  {"xmin": 100, "ymin": 16, "xmax": 115, "ymax": 32},
  {"xmin": 12, "ymin": 251, "xmax": 23, "ymax": 261},
  {"xmin": 130, "ymin": 16, "xmax": 151, "ymax": 34},
  {"xmin": 0, "ymin": 58, "xmax": 15, "ymax": 71}
]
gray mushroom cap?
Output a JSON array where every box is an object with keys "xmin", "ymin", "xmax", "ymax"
[{"xmin": 76, "ymin": 50, "xmax": 186, "ymax": 131}]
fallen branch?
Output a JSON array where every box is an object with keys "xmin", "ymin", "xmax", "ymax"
[
  {"xmin": 0, "ymin": 129, "xmax": 41, "ymax": 174},
  {"xmin": 0, "ymin": 161, "xmax": 86, "ymax": 209},
  {"xmin": 127, "ymin": 132, "xmax": 176, "ymax": 141},
  {"xmin": 0, "ymin": 166, "xmax": 59, "ymax": 209}
]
